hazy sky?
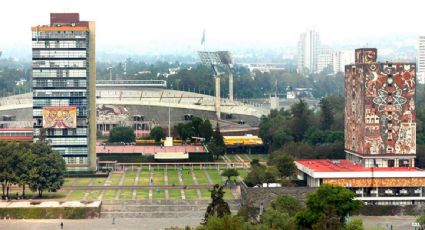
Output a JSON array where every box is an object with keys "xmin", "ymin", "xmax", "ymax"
[{"xmin": 1, "ymin": 0, "xmax": 424, "ymax": 55}]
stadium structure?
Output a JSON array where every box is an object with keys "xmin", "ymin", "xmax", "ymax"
[{"xmin": 0, "ymin": 80, "xmax": 269, "ymax": 138}]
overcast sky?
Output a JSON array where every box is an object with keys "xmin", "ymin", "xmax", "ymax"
[{"xmin": 1, "ymin": 0, "xmax": 424, "ymax": 55}]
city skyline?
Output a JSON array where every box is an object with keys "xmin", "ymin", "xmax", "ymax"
[{"xmin": 0, "ymin": 0, "xmax": 423, "ymax": 58}]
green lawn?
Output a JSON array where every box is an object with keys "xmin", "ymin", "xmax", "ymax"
[
  {"xmin": 167, "ymin": 170, "xmax": 180, "ymax": 186},
  {"xmin": 200, "ymin": 189, "xmax": 211, "ymax": 200},
  {"xmin": 92, "ymin": 177, "xmax": 107, "ymax": 186},
  {"xmin": 153, "ymin": 170, "xmax": 165, "ymax": 185},
  {"xmin": 123, "ymin": 171, "xmax": 138, "ymax": 186},
  {"xmin": 168, "ymin": 189, "xmax": 181, "ymax": 200},
  {"xmin": 193, "ymin": 170, "xmax": 210, "ymax": 185},
  {"xmin": 63, "ymin": 178, "xmax": 76, "ymax": 186},
  {"xmin": 242, "ymin": 154, "xmax": 268, "ymax": 161},
  {"xmin": 184, "ymin": 189, "xmax": 199, "ymax": 200},
  {"xmin": 181, "ymin": 170, "xmax": 195, "ymax": 185},
  {"xmin": 76, "ymin": 178, "xmax": 93, "ymax": 186},
  {"xmin": 85, "ymin": 190, "xmax": 100, "ymax": 200},
  {"xmin": 135, "ymin": 189, "xmax": 149, "ymax": 200},
  {"xmin": 119, "ymin": 189, "xmax": 134, "ymax": 200},
  {"xmin": 68, "ymin": 190, "xmax": 86, "ymax": 200},
  {"xmin": 152, "ymin": 188, "xmax": 165, "ymax": 200},
  {"xmin": 39, "ymin": 190, "xmax": 68, "ymax": 199},
  {"xmin": 108, "ymin": 173, "xmax": 123, "ymax": 186},
  {"xmin": 226, "ymin": 154, "xmax": 237, "ymax": 161},
  {"xmin": 206, "ymin": 170, "xmax": 223, "ymax": 184},
  {"xmin": 138, "ymin": 170, "xmax": 151, "ymax": 185},
  {"xmin": 102, "ymin": 190, "xmax": 117, "ymax": 200}
]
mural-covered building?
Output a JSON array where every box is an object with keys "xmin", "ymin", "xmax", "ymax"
[{"xmin": 345, "ymin": 48, "xmax": 416, "ymax": 167}]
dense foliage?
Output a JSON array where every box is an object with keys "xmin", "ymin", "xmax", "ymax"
[
  {"xmin": 150, "ymin": 126, "xmax": 165, "ymax": 142},
  {"xmin": 259, "ymin": 96, "xmax": 345, "ymax": 160},
  {"xmin": 182, "ymin": 186, "xmax": 364, "ymax": 230},
  {"xmin": 175, "ymin": 117, "xmax": 213, "ymax": 141},
  {"xmin": 108, "ymin": 126, "xmax": 136, "ymax": 143},
  {"xmin": 0, "ymin": 141, "xmax": 65, "ymax": 198}
]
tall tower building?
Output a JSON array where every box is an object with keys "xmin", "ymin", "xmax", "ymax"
[
  {"xmin": 297, "ymin": 30, "xmax": 320, "ymax": 73},
  {"xmin": 332, "ymin": 50, "xmax": 355, "ymax": 74},
  {"xmin": 345, "ymin": 48, "xmax": 416, "ymax": 167},
  {"xmin": 418, "ymin": 36, "xmax": 425, "ymax": 84},
  {"xmin": 318, "ymin": 45, "xmax": 333, "ymax": 73},
  {"xmin": 31, "ymin": 13, "xmax": 96, "ymax": 171}
]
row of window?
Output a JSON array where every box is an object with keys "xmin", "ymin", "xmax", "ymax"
[
  {"xmin": 33, "ymin": 50, "xmax": 87, "ymax": 58},
  {"xmin": 33, "ymin": 137, "xmax": 88, "ymax": 145},
  {"xmin": 32, "ymin": 40, "xmax": 86, "ymax": 49},
  {"xmin": 63, "ymin": 156, "xmax": 88, "ymax": 165},
  {"xmin": 33, "ymin": 89, "xmax": 87, "ymax": 98},
  {"xmin": 33, "ymin": 79, "xmax": 87, "ymax": 88},
  {"xmin": 32, "ymin": 31, "xmax": 87, "ymax": 39},
  {"xmin": 33, "ymin": 98, "xmax": 88, "ymax": 107},
  {"xmin": 33, "ymin": 128, "xmax": 87, "ymax": 136},
  {"xmin": 33, "ymin": 69, "xmax": 87, "ymax": 78},
  {"xmin": 33, "ymin": 60, "xmax": 87, "ymax": 68},
  {"xmin": 0, "ymin": 132, "xmax": 32, "ymax": 136}
]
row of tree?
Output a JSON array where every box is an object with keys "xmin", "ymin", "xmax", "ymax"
[
  {"xmin": 259, "ymin": 96, "xmax": 345, "ymax": 159},
  {"xmin": 0, "ymin": 141, "xmax": 65, "ymax": 198},
  {"xmin": 190, "ymin": 184, "xmax": 364, "ymax": 230}
]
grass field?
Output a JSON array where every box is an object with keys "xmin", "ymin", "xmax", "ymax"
[{"xmin": 33, "ymin": 167, "xmax": 246, "ymax": 202}]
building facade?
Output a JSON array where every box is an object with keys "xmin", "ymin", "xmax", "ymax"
[
  {"xmin": 332, "ymin": 50, "xmax": 355, "ymax": 74},
  {"xmin": 297, "ymin": 30, "xmax": 320, "ymax": 74},
  {"xmin": 345, "ymin": 48, "xmax": 416, "ymax": 168},
  {"xmin": 31, "ymin": 13, "xmax": 96, "ymax": 171},
  {"xmin": 418, "ymin": 36, "xmax": 425, "ymax": 84},
  {"xmin": 318, "ymin": 45, "xmax": 333, "ymax": 73}
]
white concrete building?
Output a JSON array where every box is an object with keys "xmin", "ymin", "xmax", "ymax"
[
  {"xmin": 418, "ymin": 36, "xmax": 425, "ymax": 84},
  {"xmin": 332, "ymin": 50, "xmax": 355, "ymax": 74},
  {"xmin": 297, "ymin": 30, "xmax": 320, "ymax": 74},
  {"xmin": 318, "ymin": 45, "xmax": 334, "ymax": 73}
]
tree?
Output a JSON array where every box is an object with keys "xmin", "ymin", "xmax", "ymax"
[
  {"xmin": 263, "ymin": 166, "xmax": 279, "ymax": 186},
  {"xmin": 150, "ymin": 126, "xmax": 165, "ymax": 142},
  {"xmin": 109, "ymin": 126, "xmax": 135, "ymax": 143},
  {"xmin": 208, "ymin": 124, "xmax": 226, "ymax": 160},
  {"xmin": 270, "ymin": 195, "xmax": 303, "ymax": 217},
  {"xmin": 14, "ymin": 142, "xmax": 33, "ymax": 198},
  {"xmin": 196, "ymin": 215, "xmax": 246, "ymax": 230},
  {"xmin": 319, "ymin": 97, "xmax": 335, "ymax": 130},
  {"xmin": 221, "ymin": 168, "xmax": 239, "ymax": 184},
  {"xmin": 345, "ymin": 219, "xmax": 365, "ymax": 230},
  {"xmin": 244, "ymin": 165, "xmax": 266, "ymax": 187},
  {"xmin": 296, "ymin": 184, "xmax": 363, "ymax": 229},
  {"xmin": 417, "ymin": 208, "xmax": 425, "ymax": 229},
  {"xmin": 289, "ymin": 99, "xmax": 312, "ymax": 141},
  {"xmin": 261, "ymin": 208, "xmax": 296, "ymax": 230},
  {"xmin": 203, "ymin": 184, "xmax": 231, "ymax": 224},
  {"xmin": 198, "ymin": 120, "xmax": 213, "ymax": 142},
  {"xmin": 0, "ymin": 141, "xmax": 19, "ymax": 197},
  {"xmin": 269, "ymin": 152, "xmax": 296, "ymax": 178},
  {"xmin": 29, "ymin": 141, "xmax": 66, "ymax": 198}
]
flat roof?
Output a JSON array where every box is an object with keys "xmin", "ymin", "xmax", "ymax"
[
  {"xmin": 296, "ymin": 159, "xmax": 423, "ymax": 173},
  {"xmin": 96, "ymin": 145, "xmax": 206, "ymax": 154}
]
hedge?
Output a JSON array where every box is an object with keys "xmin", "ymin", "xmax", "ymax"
[{"xmin": 0, "ymin": 206, "xmax": 100, "ymax": 219}]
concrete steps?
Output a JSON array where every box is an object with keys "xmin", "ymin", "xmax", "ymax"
[{"xmin": 100, "ymin": 200, "xmax": 240, "ymax": 218}]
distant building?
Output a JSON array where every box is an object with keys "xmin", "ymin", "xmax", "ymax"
[
  {"xmin": 297, "ymin": 30, "xmax": 320, "ymax": 74},
  {"xmin": 32, "ymin": 13, "xmax": 96, "ymax": 171},
  {"xmin": 332, "ymin": 50, "xmax": 355, "ymax": 74},
  {"xmin": 318, "ymin": 45, "xmax": 334, "ymax": 73},
  {"xmin": 286, "ymin": 87, "xmax": 313, "ymax": 99},
  {"xmin": 418, "ymin": 36, "xmax": 425, "ymax": 84}
]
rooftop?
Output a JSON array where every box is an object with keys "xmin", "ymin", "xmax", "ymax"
[
  {"xmin": 96, "ymin": 145, "xmax": 206, "ymax": 154},
  {"xmin": 295, "ymin": 159, "xmax": 424, "ymax": 173}
]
